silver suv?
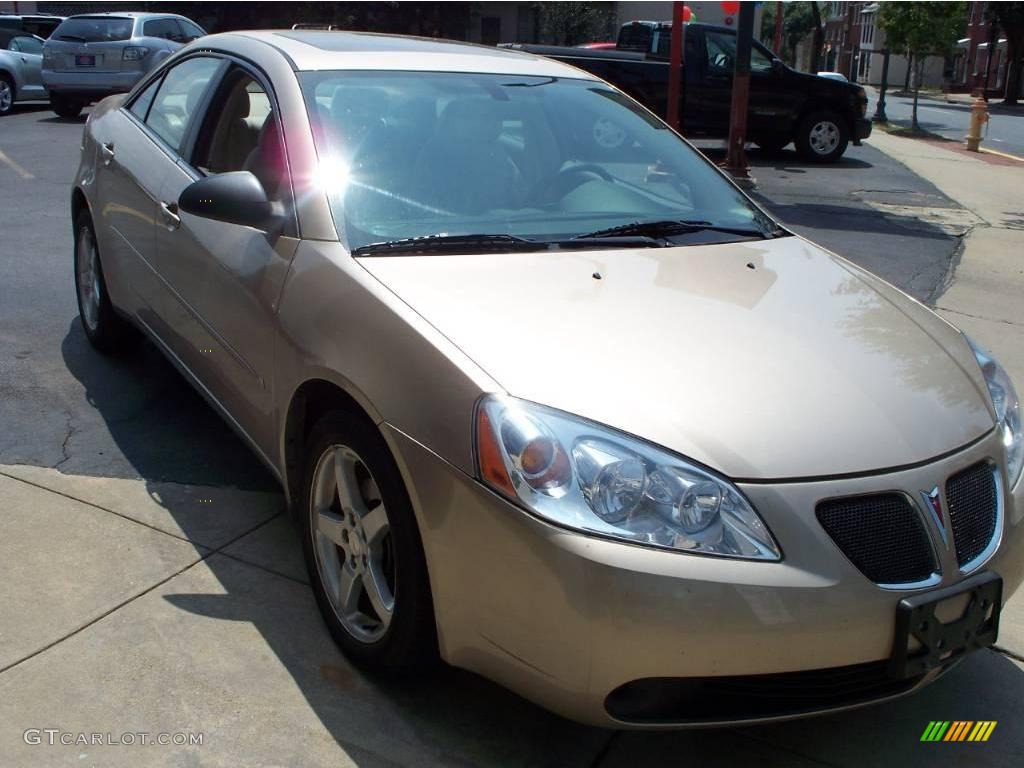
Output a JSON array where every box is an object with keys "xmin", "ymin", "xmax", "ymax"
[{"xmin": 42, "ymin": 12, "xmax": 205, "ymax": 118}]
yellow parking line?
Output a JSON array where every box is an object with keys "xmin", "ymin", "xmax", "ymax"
[
  {"xmin": 980, "ymin": 146, "xmax": 1024, "ymax": 162},
  {"xmin": 0, "ymin": 148, "xmax": 34, "ymax": 179}
]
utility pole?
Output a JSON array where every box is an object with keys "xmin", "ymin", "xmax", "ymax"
[
  {"xmin": 723, "ymin": 2, "xmax": 755, "ymax": 186},
  {"xmin": 873, "ymin": 49, "xmax": 890, "ymax": 122},
  {"xmin": 773, "ymin": 1, "xmax": 784, "ymax": 58},
  {"xmin": 667, "ymin": 1, "xmax": 686, "ymax": 131}
]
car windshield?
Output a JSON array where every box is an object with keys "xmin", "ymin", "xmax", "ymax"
[
  {"xmin": 53, "ymin": 16, "xmax": 133, "ymax": 43},
  {"xmin": 300, "ymin": 71, "xmax": 776, "ymax": 252}
]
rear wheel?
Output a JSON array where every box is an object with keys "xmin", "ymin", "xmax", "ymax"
[
  {"xmin": 795, "ymin": 110, "xmax": 849, "ymax": 163},
  {"xmin": 0, "ymin": 75, "xmax": 14, "ymax": 116},
  {"xmin": 74, "ymin": 211, "xmax": 135, "ymax": 354},
  {"xmin": 301, "ymin": 411, "xmax": 437, "ymax": 671},
  {"xmin": 51, "ymin": 94, "xmax": 83, "ymax": 119}
]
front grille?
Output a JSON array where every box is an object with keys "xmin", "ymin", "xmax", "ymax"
[
  {"xmin": 817, "ymin": 494, "xmax": 936, "ymax": 584},
  {"xmin": 946, "ymin": 462, "xmax": 999, "ymax": 568},
  {"xmin": 605, "ymin": 661, "xmax": 922, "ymax": 723}
]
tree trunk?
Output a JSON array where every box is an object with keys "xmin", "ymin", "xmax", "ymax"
[
  {"xmin": 1004, "ymin": 45, "xmax": 1021, "ymax": 105},
  {"xmin": 810, "ymin": 1, "xmax": 823, "ymax": 74},
  {"xmin": 911, "ymin": 58, "xmax": 923, "ymax": 132},
  {"xmin": 904, "ymin": 53, "xmax": 913, "ymax": 92}
]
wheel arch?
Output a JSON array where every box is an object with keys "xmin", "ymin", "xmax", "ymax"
[{"xmin": 281, "ymin": 376, "xmax": 384, "ymax": 517}]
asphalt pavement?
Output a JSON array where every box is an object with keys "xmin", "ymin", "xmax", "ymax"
[
  {"xmin": 1, "ymin": 101, "xmax": 1021, "ymax": 767},
  {"xmin": 866, "ymin": 86, "xmax": 1024, "ymax": 159}
]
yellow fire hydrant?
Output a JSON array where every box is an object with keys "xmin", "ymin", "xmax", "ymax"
[{"xmin": 966, "ymin": 96, "xmax": 989, "ymax": 152}]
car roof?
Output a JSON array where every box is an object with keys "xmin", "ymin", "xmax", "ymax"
[
  {"xmin": 61, "ymin": 12, "xmax": 183, "ymax": 21},
  {"xmin": 223, "ymin": 30, "xmax": 601, "ymax": 78}
]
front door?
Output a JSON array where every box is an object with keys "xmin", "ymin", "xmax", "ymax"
[{"xmin": 153, "ymin": 66, "xmax": 296, "ymax": 457}]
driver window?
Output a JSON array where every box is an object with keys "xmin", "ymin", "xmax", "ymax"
[
  {"xmin": 145, "ymin": 57, "xmax": 221, "ymax": 152},
  {"xmin": 193, "ymin": 70, "xmax": 283, "ymax": 200},
  {"xmin": 705, "ymin": 32, "xmax": 735, "ymax": 72},
  {"xmin": 751, "ymin": 45, "xmax": 774, "ymax": 73}
]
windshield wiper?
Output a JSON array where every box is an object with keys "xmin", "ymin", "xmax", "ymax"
[
  {"xmin": 578, "ymin": 219, "xmax": 784, "ymax": 241},
  {"xmin": 352, "ymin": 232, "xmax": 665, "ymax": 256}
]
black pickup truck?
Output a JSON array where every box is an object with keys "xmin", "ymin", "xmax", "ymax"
[{"xmin": 508, "ymin": 21, "xmax": 870, "ymax": 163}]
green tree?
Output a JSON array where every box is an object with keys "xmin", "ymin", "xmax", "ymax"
[
  {"xmin": 878, "ymin": 1, "xmax": 966, "ymax": 131},
  {"xmin": 761, "ymin": 1, "xmax": 820, "ymax": 69},
  {"xmin": 989, "ymin": 1, "xmax": 1024, "ymax": 105},
  {"xmin": 536, "ymin": 1, "xmax": 617, "ymax": 46}
]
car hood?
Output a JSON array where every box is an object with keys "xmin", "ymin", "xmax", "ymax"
[{"xmin": 359, "ymin": 236, "xmax": 994, "ymax": 480}]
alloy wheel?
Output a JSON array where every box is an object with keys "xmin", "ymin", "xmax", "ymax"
[
  {"xmin": 310, "ymin": 444, "xmax": 395, "ymax": 643},
  {"xmin": 809, "ymin": 120, "xmax": 840, "ymax": 155},
  {"xmin": 0, "ymin": 80, "xmax": 12, "ymax": 113},
  {"xmin": 76, "ymin": 226, "xmax": 102, "ymax": 333}
]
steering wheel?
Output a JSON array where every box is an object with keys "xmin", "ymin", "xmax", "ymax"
[{"xmin": 527, "ymin": 164, "xmax": 615, "ymax": 206}]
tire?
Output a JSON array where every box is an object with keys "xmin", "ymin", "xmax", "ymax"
[
  {"xmin": 795, "ymin": 110, "xmax": 849, "ymax": 163},
  {"xmin": 301, "ymin": 411, "xmax": 438, "ymax": 672},
  {"xmin": 74, "ymin": 210, "xmax": 136, "ymax": 354},
  {"xmin": 51, "ymin": 94, "xmax": 83, "ymax": 119},
  {"xmin": 0, "ymin": 74, "xmax": 14, "ymax": 116}
]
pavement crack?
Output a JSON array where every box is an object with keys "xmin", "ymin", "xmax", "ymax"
[{"xmin": 51, "ymin": 412, "xmax": 77, "ymax": 470}]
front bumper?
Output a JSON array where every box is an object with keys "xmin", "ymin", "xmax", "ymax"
[
  {"xmin": 853, "ymin": 116, "xmax": 873, "ymax": 144},
  {"xmin": 385, "ymin": 424, "xmax": 1024, "ymax": 728},
  {"xmin": 41, "ymin": 68, "xmax": 142, "ymax": 101}
]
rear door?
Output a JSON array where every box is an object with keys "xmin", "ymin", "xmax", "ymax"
[
  {"xmin": 152, "ymin": 62, "xmax": 296, "ymax": 455},
  {"xmin": 116, "ymin": 55, "xmax": 224, "ymax": 348},
  {"xmin": 8, "ymin": 35, "xmax": 44, "ymax": 96},
  {"xmin": 89, "ymin": 74, "xmax": 167, "ymax": 316}
]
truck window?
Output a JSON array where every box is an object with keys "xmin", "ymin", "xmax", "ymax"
[{"xmin": 705, "ymin": 31, "xmax": 774, "ymax": 74}]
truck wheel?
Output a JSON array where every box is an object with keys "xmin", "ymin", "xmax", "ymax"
[
  {"xmin": 795, "ymin": 111, "xmax": 849, "ymax": 162},
  {"xmin": 51, "ymin": 94, "xmax": 83, "ymax": 119}
]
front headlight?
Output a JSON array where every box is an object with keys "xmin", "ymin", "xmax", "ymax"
[
  {"xmin": 475, "ymin": 395, "xmax": 781, "ymax": 560},
  {"xmin": 968, "ymin": 336, "xmax": 1023, "ymax": 487}
]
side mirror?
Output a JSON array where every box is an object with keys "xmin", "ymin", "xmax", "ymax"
[{"xmin": 178, "ymin": 171, "xmax": 274, "ymax": 228}]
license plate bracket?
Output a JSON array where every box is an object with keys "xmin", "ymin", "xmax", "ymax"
[
  {"xmin": 75, "ymin": 54, "xmax": 95, "ymax": 66},
  {"xmin": 890, "ymin": 571, "xmax": 1001, "ymax": 679}
]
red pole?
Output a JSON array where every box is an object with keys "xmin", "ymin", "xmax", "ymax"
[
  {"xmin": 667, "ymin": 2, "xmax": 685, "ymax": 132},
  {"xmin": 773, "ymin": 1, "xmax": 784, "ymax": 57},
  {"xmin": 724, "ymin": 2, "xmax": 755, "ymax": 184}
]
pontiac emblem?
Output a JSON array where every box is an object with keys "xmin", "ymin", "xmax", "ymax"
[{"xmin": 921, "ymin": 487, "xmax": 948, "ymax": 546}]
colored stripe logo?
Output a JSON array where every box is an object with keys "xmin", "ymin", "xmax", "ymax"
[{"xmin": 920, "ymin": 721, "xmax": 996, "ymax": 742}]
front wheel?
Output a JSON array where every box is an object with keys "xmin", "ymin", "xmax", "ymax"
[
  {"xmin": 795, "ymin": 111, "xmax": 849, "ymax": 163},
  {"xmin": 51, "ymin": 94, "xmax": 83, "ymax": 119},
  {"xmin": 301, "ymin": 412, "xmax": 437, "ymax": 671}
]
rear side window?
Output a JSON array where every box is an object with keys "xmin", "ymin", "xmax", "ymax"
[
  {"xmin": 52, "ymin": 16, "xmax": 133, "ymax": 43},
  {"xmin": 9, "ymin": 35, "xmax": 43, "ymax": 54},
  {"xmin": 144, "ymin": 57, "xmax": 221, "ymax": 152},
  {"xmin": 129, "ymin": 77, "xmax": 161, "ymax": 121},
  {"xmin": 143, "ymin": 18, "xmax": 183, "ymax": 42}
]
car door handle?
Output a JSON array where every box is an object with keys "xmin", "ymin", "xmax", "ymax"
[
  {"xmin": 159, "ymin": 201, "xmax": 181, "ymax": 231},
  {"xmin": 100, "ymin": 142, "xmax": 115, "ymax": 166}
]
